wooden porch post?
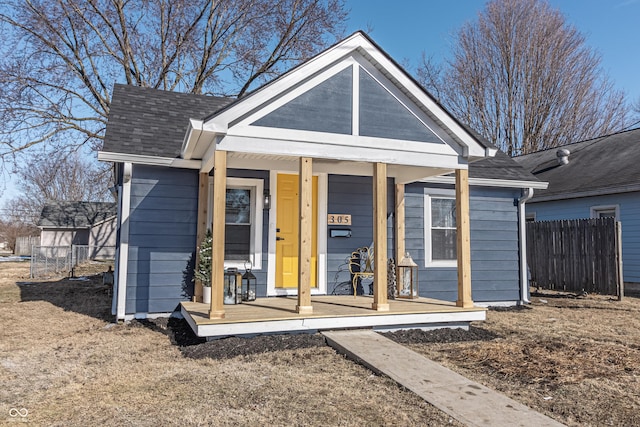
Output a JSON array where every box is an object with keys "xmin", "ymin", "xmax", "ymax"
[
  {"xmin": 372, "ymin": 162, "xmax": 389, "ymax": 311},
  {"xmin": 194, "ymin": 172, "xmax": 209, "ymax": 302},
  {"xmin": 209, "ymin": 151, "xmax": 227, "ymax": 319},
  {"xmin": 297, "ymin": 157, "xmax": 313, "ymax": 314},
  {"xmin": 455, "ymin": 168, "xmax": 473, "ymax": 308},
  {"xmin": 395, "ymin": 183, "xmax": 405, "ymax": 265}
]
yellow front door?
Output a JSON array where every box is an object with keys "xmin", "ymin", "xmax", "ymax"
[{"xmin": 276, "ymin": 173, "xmax": 318, "ymax": 288}]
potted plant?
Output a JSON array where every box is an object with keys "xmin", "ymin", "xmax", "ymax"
[{"xmin": 195, "ymin": 230, "xmax": 212, "ymax": 304}]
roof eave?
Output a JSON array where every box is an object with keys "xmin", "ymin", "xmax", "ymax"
[
  {"xmin": 98, "ymin": 151, "xmax": 201, "ymax": 169},
  {"xmin": 201, "ymin": 32, "xmax": 493, "ymax": 162},
  {"xmin": 422, "ymin": 175, "xmax": 548, "ymax": 190},
  {"xmin": 530, "ymin": 183, "xmax": 640, "ymax": 203}
]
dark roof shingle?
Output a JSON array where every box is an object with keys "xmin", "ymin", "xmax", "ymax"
[
  {"xmin": 513, "ymin": 128, "xmax": 640, "ymax": 200},
  {"xmin": 103, "ymin": 84, "xmax": 538, "ymax": 184},
  {"xmin": 38, "ymin": 201, "xmax": 117, "ymax": 228},
  {"xmin": 469, "ymin": 150, "xmax": 541, "ymax": 182},
  {"xmin": 103, "ymin": 84, "xmax": 232, "ymax": 158}
]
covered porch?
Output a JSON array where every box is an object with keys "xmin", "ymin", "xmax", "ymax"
[
  {"xmin": 181, "ymin": 295, "xmax": 486, "ymax": 339},
  {"xmin": 178, "ymin": 32, "xmax": 496, "ymax": 335}
]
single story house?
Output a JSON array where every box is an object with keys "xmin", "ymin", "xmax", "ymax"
[
  {"xmin": 99, "ymin": 32, "xmax": 546, "ymax": 331},
  {"xmin": 514, "ymin": 128, "xmax": 640, "ymax": 286},
  {"xmin": 38, "ymin": 201, "xmax": 117, "ymax": 259}
]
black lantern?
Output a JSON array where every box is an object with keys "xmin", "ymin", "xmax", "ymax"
[
  {"xmin": 223, "ymin": 268, "xmax": 242, "ymax": 304},
  {"xmin": 397, "ymin": 252, "xmax": 418, "ymax": 299},
  {"xmin": 242, "ymin": 268, "xmax": 257, "ymax": 301}
]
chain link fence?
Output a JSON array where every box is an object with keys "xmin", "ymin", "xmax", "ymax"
[{"xmin": 30, "ymin": 245, "xmax": 116, "ymax": 278}]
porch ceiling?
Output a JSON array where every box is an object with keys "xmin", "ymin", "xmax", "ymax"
[{"xmin": 227, "ymin": 152, "xmax": 453, "ymax": 182}]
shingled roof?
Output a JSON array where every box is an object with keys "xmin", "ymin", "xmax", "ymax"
[
  {"xmin": 103, "ymin": 84, "xmax": 232, "ymax": 158},
  {"xmin": 103, "ymin": 84, "xmax": 538, "ymax": 185},
  {"xmin": 513, "ymin": 128, "xmax": 640, "ymax": 201},
  {"xmin": 38, "ymin": 201, "xmax": 117, "ymax": 228}
]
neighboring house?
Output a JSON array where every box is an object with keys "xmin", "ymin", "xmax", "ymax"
[
  {"xmin": 38, "ymin": 201, "xmax": 117, "ymax": 259},
  {"xmin": 514, "ymin": 128, "xmax": 640, "ymax": 286},
  {"xmin": 99, "ymin": 32, "xmax": 545, "ymax": 321}
]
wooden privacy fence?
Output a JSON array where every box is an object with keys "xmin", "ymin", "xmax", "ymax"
[
  {"xmin": 526, "ymin": 218, "xmax": 623, "ymax": 297},
  {"xmin": 14, "ymin": 236, "xmax": 40, "ymax": 256}
]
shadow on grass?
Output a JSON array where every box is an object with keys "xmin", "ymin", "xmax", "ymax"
[{"xmin": 16, "ymin": 274, "xmax": 113, "ymax": 322}]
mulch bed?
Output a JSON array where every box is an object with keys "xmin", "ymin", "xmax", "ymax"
[
  {"xmin": 134, "ymin": 316, "xmax": 500, "ymax": 360},
  {"xmin": 384, "ymin": 325, "xmax": 499, "ymax": 344}
]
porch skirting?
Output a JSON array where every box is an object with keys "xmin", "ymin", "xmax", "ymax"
[{"xmin": 181, "ymin": 296, "xmax": 486, "ymax": 339}]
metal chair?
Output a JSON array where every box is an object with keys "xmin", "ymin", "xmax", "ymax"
[{"xmin": 349, "ymin": 246, "xmax": 374, "ymax": 297}]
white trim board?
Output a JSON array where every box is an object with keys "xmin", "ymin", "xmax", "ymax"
[
  {"xmin": 423, "ymin": 175, "xmax": 548, "ymax": 190},
  {"xmin": 115, "ymin": 162, "xmax": 132, "ymax": 321},
  {"xmin": 182, "ymin": 305, "xmax": 487, "ymax": 338},
  {"xmin": 191, "ymin": 32, "xmax": 489, "ymax": 164},
  {"xmin": 98, "ymin": 151, "xmax": 201, "ymax": 169}
]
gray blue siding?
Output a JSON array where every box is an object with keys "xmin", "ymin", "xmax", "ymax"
[
  {"xmin": 124, "ymin": 168, "xmax": 524, "ymax": 314},
  {"xmin": 527, "ymin": 192, "xmax": 640, "ymax": 283},
  {"xmin": 125, "ymin": 168, "xmax": 271, "ymax": 314},
  {"xmin": 326, "ymin": 175, "xmax": 394, "ymax": 294},
  {"xmin": 359, "ymin": 70, "xmax": 442, "ymax": 144},
  {"xmin": 405, "ymin": 184, "xmax": 522, "ymax": 302},
  {"xmin": 252, "ymin": 68, "xmax": 352, "ymax": 135},
  {"xmin": 126, "ymin": 165, "xmax": 198, "ymax": 314}
]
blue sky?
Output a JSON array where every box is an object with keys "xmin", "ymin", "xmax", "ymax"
[
  {"xmin": 345, "ymin": 0, "xmax": 640, "ymax": 103},
  {"xmin": 2, "ymin": 0, "xmax": 639, "ymax": 207}
]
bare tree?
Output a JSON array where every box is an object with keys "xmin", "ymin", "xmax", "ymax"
[
  {"xmin": 0, "ymin": 204, "xmax": 39, "ymax": 252},
  {"xmin": 633, "ymin": 97, "xmax": 640, "ymax": 121},
  {"xmin": 0, "ymin": 0, "xmax": 347, "ymax": 158},
  {"xmin": 417, "ymin": 0, "xmax": 629, "ymax": 156},
  {"xmin": 3, "ymin": 149, "xmax": 112, "ymax": 226}
]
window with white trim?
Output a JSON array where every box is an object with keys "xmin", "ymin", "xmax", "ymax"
[
  {"xmin": 424, "ymin": 191, "xmax": 457, "ymax": 267},
  {"xmin": 225, "ymin": 188, "xmax": 252, "ymax": 260},
  {"xmin": 209, "ymin": 177, "xmax": 264, "ymax": 269},
  {"xmin": 590, "ymin": 204, "xmax": 619, "ymax": 221}
]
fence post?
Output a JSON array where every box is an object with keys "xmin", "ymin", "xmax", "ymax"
[
  {"xmin": 30, "ymin": 245, "xmax": 34, "ymax": 278},
  {"xmin": 616, "ymin": 221, "xmax": 624, "ymax": 301}
]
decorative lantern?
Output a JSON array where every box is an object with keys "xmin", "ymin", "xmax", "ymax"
[
  {"xmin": 242, "ymin": 268, "xmax": 257, "ymax": 301},
  {"xmin": 223, "ymin": 268, "xmax": 242, "ymax": 304},
  {"xmin": 397, "ymin": 252, "xmax": 418, "ymax": 299}
]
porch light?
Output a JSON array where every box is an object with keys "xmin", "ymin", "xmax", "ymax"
[
  {"xmin": 263, "ymin": 190, "xmax": 271, "ymax": 210},
  {"xmin": 223, "ymin": 268, "xmax": 242, "ymax": 304},
  {"xmin": 242, "ymin": 267, "xmax": 257, "ymax": 301},
  {"xmin": 397, "ymin": 252, "xmax": 418, "ymax": 299}
]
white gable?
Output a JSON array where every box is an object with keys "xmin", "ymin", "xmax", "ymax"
[{"xmin": 181, "ymin": 32, "xmax": 495, "ymax": 176}]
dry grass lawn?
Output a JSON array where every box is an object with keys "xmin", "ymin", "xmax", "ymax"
[
  {"xmin": 2, "ymin": 260, "xmax": 639, "ymax": 426},
  {"xmin": 394, "ymin": 294, "xmax": 640, "ymax": 426},
  {"xmin": 0, "ymin": 261, "xmax": 459, "ymax": 426}
]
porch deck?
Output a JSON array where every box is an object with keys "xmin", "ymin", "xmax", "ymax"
[{"xmin": 181, "ymin": 296, "xmax": 487, "ymax": 339}]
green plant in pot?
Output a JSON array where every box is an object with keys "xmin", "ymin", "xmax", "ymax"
[{"xmin": 195, "ymin": 230, "xmax": 212, "ymax": 304}]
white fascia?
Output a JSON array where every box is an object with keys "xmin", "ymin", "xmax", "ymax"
[
  {"xmin": 422, "ymin": 175, "xmax": 549, "ymax": 190},
  {"xmin": 98, "ymin": 151, "xmax": 201, "ymax": 170},
  {"xmin": 217, "ymin": 134, "xmax": 463, "ymax": 170},
  {"xmin": 181, "ymin": 119, "xmax": 204, "ymax": 159},
  {"xmin": 201, "ymin": 34, "xmax": 370, "ymax": 134},
  {"xmin": 202, "ymin": 32, "xmax": 491, "ymax": 162},
  {"xmin": 353, "ymin": 40, "xmax": 490, "ymax": 159},
  {"xmin": 182, "ymin": 118, "xmax": 224, "ymax": 161}
]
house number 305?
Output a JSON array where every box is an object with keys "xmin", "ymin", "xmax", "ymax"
[{"xmin": 327, "ymin": 214, "xmax": 351, "ymax": 225}]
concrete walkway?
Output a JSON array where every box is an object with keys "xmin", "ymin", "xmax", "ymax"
[{"xmin": 322, "ymin": 330, "xmax": 564, "ymax": 427}]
